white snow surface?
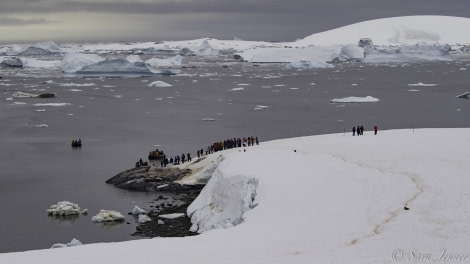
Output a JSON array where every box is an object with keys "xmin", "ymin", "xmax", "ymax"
[
  {"xmin": 296, "ymin": 15, "xmax": 470, "ymax": 46},
  {"xmin": 330, "ymin": 96, "xmax": 380, "ymax": 103},
  {"xmin": 2, "ymin": 128, "xmax": 469, "ymax": 263}
]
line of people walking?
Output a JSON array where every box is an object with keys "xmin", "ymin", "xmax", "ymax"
[{"xmin": 151, "ymin": 136, "xmax": 260, "ymax": 168}]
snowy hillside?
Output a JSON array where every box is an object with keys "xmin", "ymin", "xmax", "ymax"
[
  {"xmin": 296, "ymin": 15, "xmax": 470, "ymax": 46},
  {"xmin": 1, "ymin": 128, "xmax": 469, "ymax": 263}
]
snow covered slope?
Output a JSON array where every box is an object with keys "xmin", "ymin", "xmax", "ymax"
[
  {"xmin": 296, "ymin": 15, "xmax": 470, "ymax": 46},
  {"xmin": 1, "ymin": 128, "xmax": 469, "ymax": 263}
]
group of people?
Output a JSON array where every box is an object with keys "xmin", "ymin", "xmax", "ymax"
[
  {"xmin": 352, "ymin": 125, "xmax": 378, "ymax": 136},
  {"xmin": 200, "ymin": 136, "xmax": 259, "ymax": 156},
  {"xmin": 136, "ymin": 136, "xmax": 260, "ymax": 168},
  {"xmin": 71, "ymin": 138, "xmax": 82, "ymax": 147}
]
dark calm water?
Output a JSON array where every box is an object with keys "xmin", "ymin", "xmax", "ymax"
[{"xmin": 0, "ymin": 56, "xmax": 469, "ymax": 253}]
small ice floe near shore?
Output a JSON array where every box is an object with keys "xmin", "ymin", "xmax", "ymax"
[
  {"xmin": 159, "ymin": 213, "xmax": 185, "ymax": 219},
  {"xmin": 330, "ymin": 96, "xmax": 380, "ymax": 103},
  {"xmin": 47, "ymin": 201, "xmax": 88, "ymax": 216},
  {"xmin": 148, "ymin": 81, "xmax": 172, "ymax": 87},
  {"xmin": 51, "ymin": 238, "xmax": 83, "ymax": 249},
  {"xmin": 407, "ymin": 82, "xmax": 438, "ymax": 87},
  {"xmin": 132, "ymin": 206, "xmax": 147, "ymax": 215},
  {"xmin": 91, "ymin": 210, "xmax": 125, "ymax": 223},
  {"xmin": 138, "ymin": 215, "xmax": 152, "ymax": 223}
]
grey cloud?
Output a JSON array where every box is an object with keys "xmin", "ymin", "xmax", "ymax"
[{"xmin": 0, "ymin": 16, "xmax": 58, "ymax": 26}]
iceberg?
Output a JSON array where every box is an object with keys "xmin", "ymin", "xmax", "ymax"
[
  {"xmin": 363, "ymin": 44, "xmax": 452, "ymax": 63},
  {"xmin": 0, "ymin": 56, "xmax": 23, "ymax": 68},
  {"xmin": 62, "ymin": 53, "xmax": 180, "ymax": 77},
  {"xmin": 1, "ymin": 41, "xmax": 63, "ymax": 56}
]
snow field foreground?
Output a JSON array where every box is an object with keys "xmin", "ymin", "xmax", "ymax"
[{"xmin": 1, "ymin": 128, "xmax": 469, "ymax": 263}]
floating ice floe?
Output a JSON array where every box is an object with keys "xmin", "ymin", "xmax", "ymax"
[
  {"xmin": 132, "ymin": 206, "xmax": 147, "ymax": 215},
  {"xmin": 33, "ymin": 103, "xmax": 71, "ymax": 107},
  {"xmin": 253, "ymin": 105, "xmax": 270, "ymax": 110},
  {"xmin": 407, "ymin": 82, "xmax": 438, "ymax": 87},
  {"xmin": 231, "ymin": 87, "xmax": 245, "ymax": 91},
  {"xmin": 50, "ymin": 238, "xmax": 83, "ymax": 249},
  {"xmin": 138, "ymin": 215, "xmax": 152, "ymax": 223},
  {"xmin": 91, "ymin": 210, "xmax": 125, "ymax": 223},
  {"xmin": 47, "ymin": 201, "xmax": 88, "ymax": 216},
  {"xmin": 60, "ymin": 83, "xmax": 95, "ymax": 87},
  {"xmin": 329, "ymin": 96, "xmax": 380, "ymax": 103},
  {"xmin": 159, "ymin": 213, "xmax": 186, "ymax": 219},
  {"xmin": 148, "ymin": 81, "xmax": 172, "ymax": 87},
  {"xmin": 286, "ymin": 61, "xmax": 334, "ymax": 69}
]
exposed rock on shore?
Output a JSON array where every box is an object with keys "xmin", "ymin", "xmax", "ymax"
[{"xmin": 106, "ymin": 166, "xmax": 195, "ymax": 191}]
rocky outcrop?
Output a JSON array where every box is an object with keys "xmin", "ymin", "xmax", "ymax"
[{"xmin": 106, "ymin": 166, "xmax": 198, "ymax": 192}]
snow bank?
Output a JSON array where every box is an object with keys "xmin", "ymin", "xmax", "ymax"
[
  {"xmin": 330, "ymin": 96, "xmax": 380, "ymax": 103},
  {"xmin": 91, "ymin": 210, "xmax": 125, "ymax": 223},
  {"xmin": 47, "ymin": 201, "xmax": 87, "ymax": 216},
  {"xmin": 188, "ymin": 163, "xmax": 258, "ymax": 232},
  {"xmin": 50, "ymin": 238, "xmax": 83, "ymax": 249}
]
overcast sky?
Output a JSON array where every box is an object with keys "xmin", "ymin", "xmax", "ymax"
[{"xmin": 0, "ymin": 0, "xmax": 469, "ymax": 44}]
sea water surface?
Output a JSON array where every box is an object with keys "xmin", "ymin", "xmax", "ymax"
[{"xmin": 0, "ymin": 56, "xmax": 469, "ymax": 253}]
